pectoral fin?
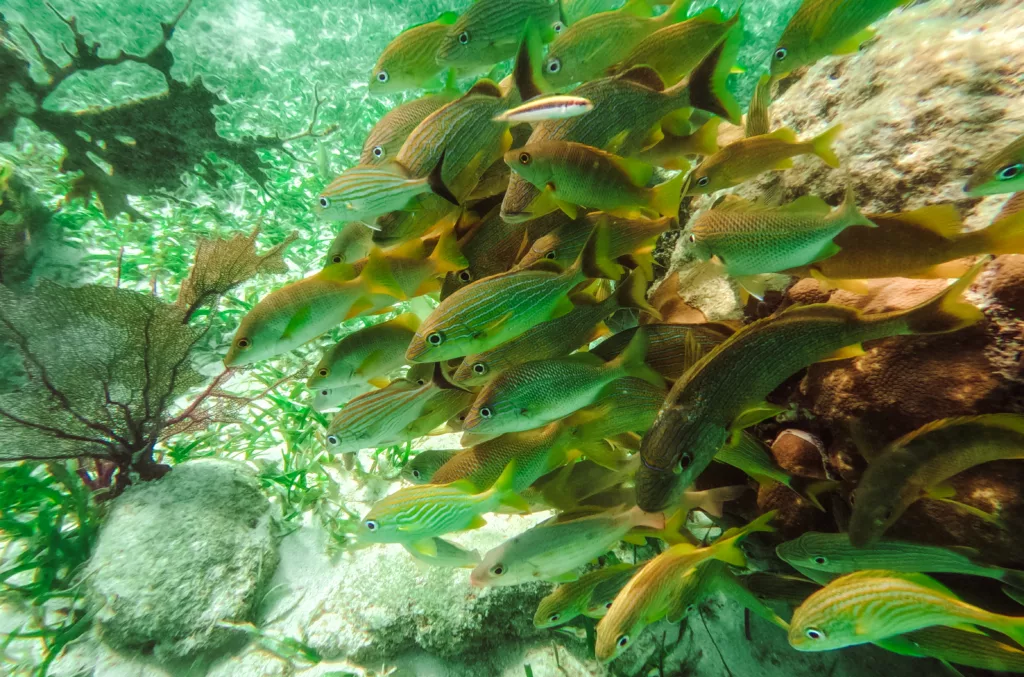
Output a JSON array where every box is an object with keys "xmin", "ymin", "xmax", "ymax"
[{"xmin": 410, "ymin": 538, "xmax": 438, "ymax": 557}]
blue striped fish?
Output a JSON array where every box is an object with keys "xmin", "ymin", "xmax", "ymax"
[
  {"xmin": 316, "ymin": 156, "xmax": 458, "ymax": 224},
  {"xmin": 436, "ymin": 0, "xmax": 562, "ymax": 68}
]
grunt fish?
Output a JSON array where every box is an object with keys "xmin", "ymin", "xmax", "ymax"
[
  {"xmin": 507, "ymin": 141, "xmax": 685, "ymax": 219},
  {"xmin": 370, "ymin": 13, "xmax": 460, "ymax": 94},
  {"xmin": 361, "ymin": 94, "xmax": 458, "ymax": 165},
  {"xmin": 452, "ymin": 269, "xmax": 655, "ymax": 387},
  {"xmin": 610, "ymin": 7, "xmax": 740, "ymax": 86},
  {"xmin": 403, "ymin": 536, "xmax": 482, "ymax": 569},
  {"xmin": 635, "ymin": 117, "xmax": 721, "ymax": 170},
  {"xmin": 849, "ymin": 414, "xmax": 1024, "ymax": 547},
  {"xmin": 324, "ymin": 222, "xmax": 374, "ymax": 266},
  {"xmin": 789, "ymin": 570, "xmax": 1024, "ymax": 651},
  {"xmin": 517, "ymin": 212, "xmax": 674, "ymax": 272},
  {"xmin": 685, "ymin": 188, "xmax": 876, "ymax": 277},
  {"xmin": 687, "ymin": 125, "xmax": 843, "ymax": 195},
  {"xmin": 590, "ymin": 322, "xmax": 732, "ymax": 381},
  {"xmin": 542, "ymin": 0, "xmax": 692, "ymax": 88},
  {"xmin": 461, "ymin": 328, "xmax": 665, "ymax": 435},
  {"xmin": 471, "ymin": 505, "xmax": 665, "ymax": 587},
  {"xmin": 777, "ymin": 531, "xmax": 1024, "ymax": 589},
  {"xmin": 401, "ymin": 448, "xmax": 462, "ymax": 484},
  {"xmin": 359, "ymin": 460, "xmax": 529, "ymax": 553},
  {"xmin": 876, "ymin": 625, "xmax": 1024, "ymax": 673},
  {"xmin": 770, "ymin": 0, "xmax": 913, "ymax": 77},
  {"xmin": 307, "ymin": 313, "xmax": 419, "ymax": 390},
  {"xmin": 311, "ymin": 383, "xmax": 372, "ymax": 413},
  {"xmin": 561, "ymin": 0, "xmax": 633, "ymax": 25},
  {"xmin": 596, "ymin": 512, "xmax": 775, "ymax": 661},
  {"xmin": 636, "ymin": 260, "xmax": 987, "ymax": 511},
  {"xmin": 965, "ymin": 133, "xmax": 1024, "ymax": 197},
  {"xmin": 435, "ymin": 0, "xmax": 562, "ymax": 68},
  {"xmin": 534, "ymin": 563, "xmax": 640, "ymax": 628}
]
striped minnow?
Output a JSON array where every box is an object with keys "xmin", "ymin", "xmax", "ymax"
[
  {"xmin": 789, "ymin": 570, "xmax": 1024, "ymax": 651},
  {"xmin": 325, "ymin": 364, "xmax": 436, "ymax": 454},
  {"xmin": 493, "ymin": 96, "xmax": 594, "ymax": 123},
  {"xmin": 370, "ymin": 12, "xmax": 459, "ymax": 94},
  {"xmin": 470, "ymin": 505, "xmax": 665, "ymax": 587},
  {"xmin": 849, "ymin": 413, "xmax": 1024, "ymax": 547},
  {"xmin": 361, "ymin": 94, "xmax": 458, "ymax": 165},
  {"xmin": 596, "ymin": 512, "xmax": 776, "ymax": 662},
  {"xmin": 636, "ymin": 260, "xmax": 987, "ymax": 512},
  {"xmin": 534, "ymin": 563, "xmax": 640, "ymax": 628},
  {"xmin": 307, "ymin": 313, "xmax": 419, "ymax": 390},
  {"xmin": 406, "ymin": 222, "xmax": 621, "ymax": 362},
  {"xmin": 316, "ymin": 155, "xmax": 458, "ymax": 224},
  {"xmin": 777, "ymin": 532, "xmax": 1024, "ymax": 589},
  {"xmin": 451, "ymin": 268, "xmax": 655, "ymax": 387},
  {"xmin": 359, "ymin": 460, "xmax": 529, "ymax": 553},
  {"xmin": 435, "ymin": 0, "xmax": 562, "ymax": 68}
]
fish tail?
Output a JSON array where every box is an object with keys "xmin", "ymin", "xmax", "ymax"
[
  {"xmin": 489, "ymin": 460, "xmax": 530, "ymax": 512},
  {"xmin": 692, "ymin": 118, "xmax": 723, "ymax": 156},
  {"xmin": 607, "ymin": 327, "xmax": 666, "ymax": 389},
  {"xmin": 787, "ymin": 478, "xmax": 839, "ymax": 512},
  {"xmin": 677, "ymin": 25, "xmax": 742, "ymax": 124},
  {"xmin": 426, "ymin": 151, "xmax": 460, "ymax": 206},
  {"xmin": 628, "ymin": 505, "xmax": 666, "ymax": 531},
  {"xmin": 1001, "ymin": 568, "xmax": 1024, "ymax": 593},
  {"xmin": 650, "ymin": 172, "xmax": 685, "ymax": 219},
  {"xmin": 612, "ymin": 268, "xmax": 662, "ymax": 320},
  {"xmin": 901, "ymin": 257, "xmax": 988, "ymax": 335},
  {"xmin": 576, "ymin": 220, "xmax": 625, "ymax": 281},
  {"xmin": 979, "ymin": 209, "xmax": 1024, "ymax": 256},
  {"xmin": 511, "ymin": 19, "xmax": 545, "ymax": 103},
  {"xmin": 659, "ymin": 0, "xmax": 695, "ymax": 24},
  {"xmin": 429, "ymin": 217, "xmax": 470, "ymax": 273},
  {"xmin": 837, "ymin": 185, "xmax": 877, "ymax": 228},
  {"xmin": 809, "ymin": 124, "xmax": 844, "ymax": 169}
]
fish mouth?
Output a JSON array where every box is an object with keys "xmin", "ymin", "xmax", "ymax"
[{"xmin": 634, "ymin": 461, "xmax": 682, "ymax": 513}]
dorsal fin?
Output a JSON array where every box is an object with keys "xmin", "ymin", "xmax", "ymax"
[
  {"xmin": 616, "ymin": 66, "xmax": 665, "ymax": 92},
  {"xmin": 466, "ymin": 79, "xmax": 503, "ymax": 99},
  {"xmin": 764, "ymin": 127, "xmax": 798, "ymax": 143},
  {"xmin": 778, "ymin": 195, "xmax": 831, "ymax": 215},
  {"xmin": 868, "ymin": 204, "xmax": 963, "ymax": 239}
]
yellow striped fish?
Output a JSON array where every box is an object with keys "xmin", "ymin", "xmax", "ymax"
[
  {"xmin": 370, "ymin": 12, "xmax": 460, "ymax": 94},
  {"xmin": 517, "ymin": 212, "xmax": 673, "ymax": 271},
  {"xmin": 359, "ymin": 460, "xmax": 529, "ymax": 554},
  {"xmin": 451, "ymin": 268, "xmax": 654, "ymax": 387},
  {"xmin": 361, "ymin": 94, "xmax": 458, "ymax": 165},
  {"xmin": 435, "ymin": 0, "xmax": 562, "ymax": 68},
  {"xmin": 877, "ymin": 626, "xmax": 1024, "ymax": 672},
  {"xmin": 307, "ymin": 313, "xmax": 419, "ymax": 390},
  {"xmin": 596, "ymin": 512, "xmax": 775, "ymax": 661},
  {"xmin": 406, "ymin": 224, "xmax": 620, "ymax": 362},
  {"xmin": 324, "ymin": 222, "xmax": 373, "ymax": 266},
  {"xmin": 534, "ymin": 563, "xmax": 640, "ymax": 628},
  {"xmin": 316, "ymin": 156, "xmax": 458, "ymax": 224},
  {"xmin": 789, "ymin": 570, "xmax": 1024, "ymax": 651},
  {"xmin": 401, "ymin": 448, "xmax": 461, "ymax": 484}
]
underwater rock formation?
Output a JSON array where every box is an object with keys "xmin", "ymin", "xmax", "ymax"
[{"xmin": 85, "ymin": 459, "xmax": 278, "ymax": 660}]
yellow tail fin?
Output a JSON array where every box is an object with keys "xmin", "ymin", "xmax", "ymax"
[
  {"xmin": 903, "ymin": 257, "xmax": 989, "ymax": 335},
  {"xmin": 607, "ymin": 327, "xmax": 666, "ymax": 389},
  {"xmin": 982, "ymin": 210, "xmax": 1024, "ymax": 256},
  {"xmin": 809, "ymin": 124, "xmax": 843, "ymax": 169},
  {"xmin": 650, "ymin": 172, "xmax": 685, "ymax": 219}
]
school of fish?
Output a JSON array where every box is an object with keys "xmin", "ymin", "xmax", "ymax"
[{"xmin": 225, "ymin": 0, "xmax": 1024, "ymax": 667}]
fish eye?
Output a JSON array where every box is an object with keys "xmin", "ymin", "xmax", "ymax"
[
  {"xmin": 327, "ymin": 434, "xmax": 339, "ymax": 446},
  {"xmin": 805, "ymin": 628, "xmax": 826, "ymax": 641},
  {"xmin": 686, "ymin": 604, "xmax": 696, "ymax": 614},
  {"xmin": 519, "ymin": 152, "xmax": 532, "ymax": 165},
  {"xmin": 696, "ymin": 177, "xmax": 710, "ymax": 187},
  {"xmin": 546, "ymin": 58, "xmax": 561, "ymax": 74},
  {"xmin": 774, "ymin": 47, "xmax": 788, "ymax": 61},
  {"xmin": 617, "ymin": 635, "xmax": 630, "ymax": 649},
  {"xmin": 678, "ymin": 452, "xmax": 693, "ymax": 470},
  {"xmin": 372, "ymin": 146, "xmax": 384, "ymax": 158},
  {"xmin": 319, "ymin": 196, "xmax": 330, "ymax": 208},
  {"xmin": 458, "ymin": 270, "xmax": 473, "ymax": 283},
  {"xmin": 479, "ymin": 406, "xmax": 493, "ymax": 419},
  {"xmin": 236, "ymin": 337, "xmax": 251, "ymax": 349},
  {"xmin": 321, "ymin": 389, "xmax": 329, "ymax": 396},
  {"xmin": 687, "ymin": 234, "xmax": 696, "ymax": 243},
  {"xmin": 549, "ymin": 613, "xmax": 559, "ymax": 622},
  {"xmin": 490, "ymin": 564, "xmax": 505, "ymax": 576},
  {"xmin": 365, "ymin": 519, "xmax": 378, "ymax": 531},
  {"xmin": 412, "ymin": 469, "xmax": 421, "ymax": 479},
  {"xmin": 332, "ymin": 255, "xmax": 343, "ymax": 264},
  {"xmin": 813, "ymin": 556, "xmax": 828, "ymax": 565},
  {"xmin": 998, "ymin": 163, "xmax": 1023, "ymax": 181},
  {"xmin": 544, "ymin": 250, "xmax": 556, "ymax": 260},
  {"xmin": 458, "ymin": 31, "xmax": 470, "ymax": 45},
  {"xmin": 318, "ymin": 368, "xmax": 329, "ymax": 377},
  {"xmin": 553, "ymin": 21, "xmax": 564, "ymax": 34},
  {"xmin": 427, "ymin": 331, "xmax": 445, "ymax": 346},
  {"xmin": 472, "ymin": 363, "xmax": 487, "ymax": 375},
  {"xmin": 376, "ymin": 71, "xmax": 389, "ymax": 83}
]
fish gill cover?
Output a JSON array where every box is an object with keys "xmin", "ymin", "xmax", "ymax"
[{"xmin": 0, "ymin": 0, "xmax": 1023, "ymax": 675}]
